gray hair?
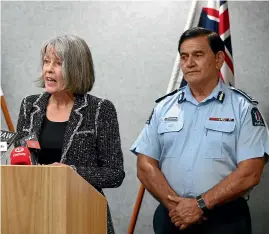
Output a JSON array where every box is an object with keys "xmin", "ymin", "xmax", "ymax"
[{"xmin": 37, "ymin": 35, "xmax": 95, "ymax": 94}]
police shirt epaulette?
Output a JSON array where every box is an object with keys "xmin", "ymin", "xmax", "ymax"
[
  {"xmin": 229, "ymin": 87, "xmax": 258, "ymax": 105},
  {"xmin": 155, "ymin": 89, "xmax": 180, "ymax": 103}
]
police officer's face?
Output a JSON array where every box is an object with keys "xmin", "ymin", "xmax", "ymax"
[{"xmin": 179, "ymin": 36, "xmax": 224, "ymax": 85}]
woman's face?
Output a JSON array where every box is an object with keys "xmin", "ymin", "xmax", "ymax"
[{"xmin": 42, "ymin": 47, "xmax": 65, "ymax": 94}]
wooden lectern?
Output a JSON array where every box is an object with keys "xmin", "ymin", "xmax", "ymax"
[{"xmin": 1, "ymin": 165, "xmax": 107, "ymax": 234}]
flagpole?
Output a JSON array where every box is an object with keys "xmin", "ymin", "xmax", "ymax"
[
  {"xmin": 127, "ymin": 1, "xmax": 197, "ymax": 233},
  {"xmin": 166, "ymin": 0, "xmax": 198, "ymax": 93},
  {"xmin": 127, "ymin": 184, "xmax": 145, "ymax": 234},
  {"xmin": 0, "ymin": 87, "xmax": 15, "ymax": 132}
]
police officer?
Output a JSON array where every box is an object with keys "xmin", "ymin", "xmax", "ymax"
[{"xmin": 130, "ymin": 27, "xmax": 269, "ymax": 234}]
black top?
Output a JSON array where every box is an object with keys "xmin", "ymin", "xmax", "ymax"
[{"xmin": 36, "ymin": 116, "xmax": 67, "ymax": 165}]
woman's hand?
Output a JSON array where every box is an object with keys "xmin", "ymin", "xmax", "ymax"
[
  {"xmin": 50, "ymin": 163, "xmax": 76, "ymax": 171},
  {"xmin": 38, "ymin": 163, "xmax": 67, "ymax": 166},
  {"xmin": 50, "ymin": 162, "xmax": 69, "ymax": 167}
]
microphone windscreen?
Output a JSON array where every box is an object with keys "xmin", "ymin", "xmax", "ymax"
[{"xmin": 10, "ymin": 147, "xmax": 32, "ymax": 165}]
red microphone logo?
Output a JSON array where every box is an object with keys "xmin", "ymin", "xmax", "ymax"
[{"xmin": 14, "ymin": 147, "xmax": 25, "ymax": 153}]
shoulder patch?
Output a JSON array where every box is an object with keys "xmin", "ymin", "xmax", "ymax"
[
  {"xmin": 251, "ymin": 107, "xmax": 265, "ymax": 127},
  {"xmin": 155, "ymin": 88, "xmax": 183, "ymax": 103},
  {"xmin": 229, "ymin": 87, "xmax": 258, "ymax": 105},
  {"xmin": 146, "ymin": 109, "xmax": 154, "ymax": 125}
]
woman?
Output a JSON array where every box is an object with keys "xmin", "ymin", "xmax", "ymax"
[{"xmin": 14, "ymin": 35, "xmax": 125, "ymax": 234}]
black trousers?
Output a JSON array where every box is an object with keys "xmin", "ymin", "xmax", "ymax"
[{"xmin": 153, "ymin": 198, "xmax": 251, "ymax": 234}]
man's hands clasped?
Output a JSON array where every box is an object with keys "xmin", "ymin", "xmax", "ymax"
[{"xmin": 168, "ymin": 195, "xmax": 207, "ymax": 230}]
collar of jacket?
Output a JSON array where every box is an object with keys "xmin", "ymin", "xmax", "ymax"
[{"xmin": 29, "ymin": 92, "xmax": 90, "ymax": 162}]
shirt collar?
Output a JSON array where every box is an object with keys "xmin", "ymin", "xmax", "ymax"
[{"xmin": 178, "ymin": 78, "xmax": 226, "ymax": 105}]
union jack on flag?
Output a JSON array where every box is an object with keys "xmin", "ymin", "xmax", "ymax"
[{"xmin": 198, "ymin": 0, "xmax": 234, "ymax": 86}]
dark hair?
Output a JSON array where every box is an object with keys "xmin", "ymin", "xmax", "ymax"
[{"xmin": 178, "ymin": 27, "xmax": 225, "ymax": 55}]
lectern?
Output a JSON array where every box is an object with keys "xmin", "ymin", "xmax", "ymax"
[{"xmin": 1, "ymin": 165, "xmax": 107, "ymax": 234}]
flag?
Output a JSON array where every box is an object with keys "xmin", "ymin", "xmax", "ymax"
[
  {"xmin": 198, "ymin": 0, "xmax": 234, "ymax": 86},
  {"xmin": 179, "ymin": 0, "xmax": 234, "ymax": 88}
]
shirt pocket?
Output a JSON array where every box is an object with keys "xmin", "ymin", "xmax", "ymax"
[
  {"xmin": 158, "ymin": 121, "xmax": 184, "ymax": 158},
  {"xmin": 204, "ymin": 120, "xmax": 236, "ymax": 160}
]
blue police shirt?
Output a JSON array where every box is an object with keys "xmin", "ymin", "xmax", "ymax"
[{"xmin": 130, "ymin": 79, "xmax": 269, "ymax": 198}]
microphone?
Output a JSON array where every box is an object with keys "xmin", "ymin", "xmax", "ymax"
[
  {"xmin": 10, "ymin": 146, "xmax": 32, "ymax": 165},
  {"xmin": 1, "ymin": 130, "xmax": 18, "ymax": 164},
  {"xmin": 16, "ymin": 132, "xmax": 41, "ymax": 165},
  {"xmin": 19, "ymin": 132, "xmax": 41, "ymax": 149},
  {"xmin": 0, "ymin": 130, "xmax": 18, "ymax": 150}
]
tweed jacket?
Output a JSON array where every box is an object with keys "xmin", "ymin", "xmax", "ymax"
[{"xmin": 15, "ymin": 92, "xmax": 125, "ymax": 234}]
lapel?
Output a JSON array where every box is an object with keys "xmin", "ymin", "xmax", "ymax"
[
  {"xmin": 61, "ymin": 94, "xmax": 89, "ymax": 162},
  {"xmin": 30, "ymin": 92, "xmax": 50, "ymax": 137}
]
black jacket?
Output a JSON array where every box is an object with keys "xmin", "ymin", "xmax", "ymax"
[{"xmin": 15, "ymin": 92, "xmax": 125, "ymax": 234}]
